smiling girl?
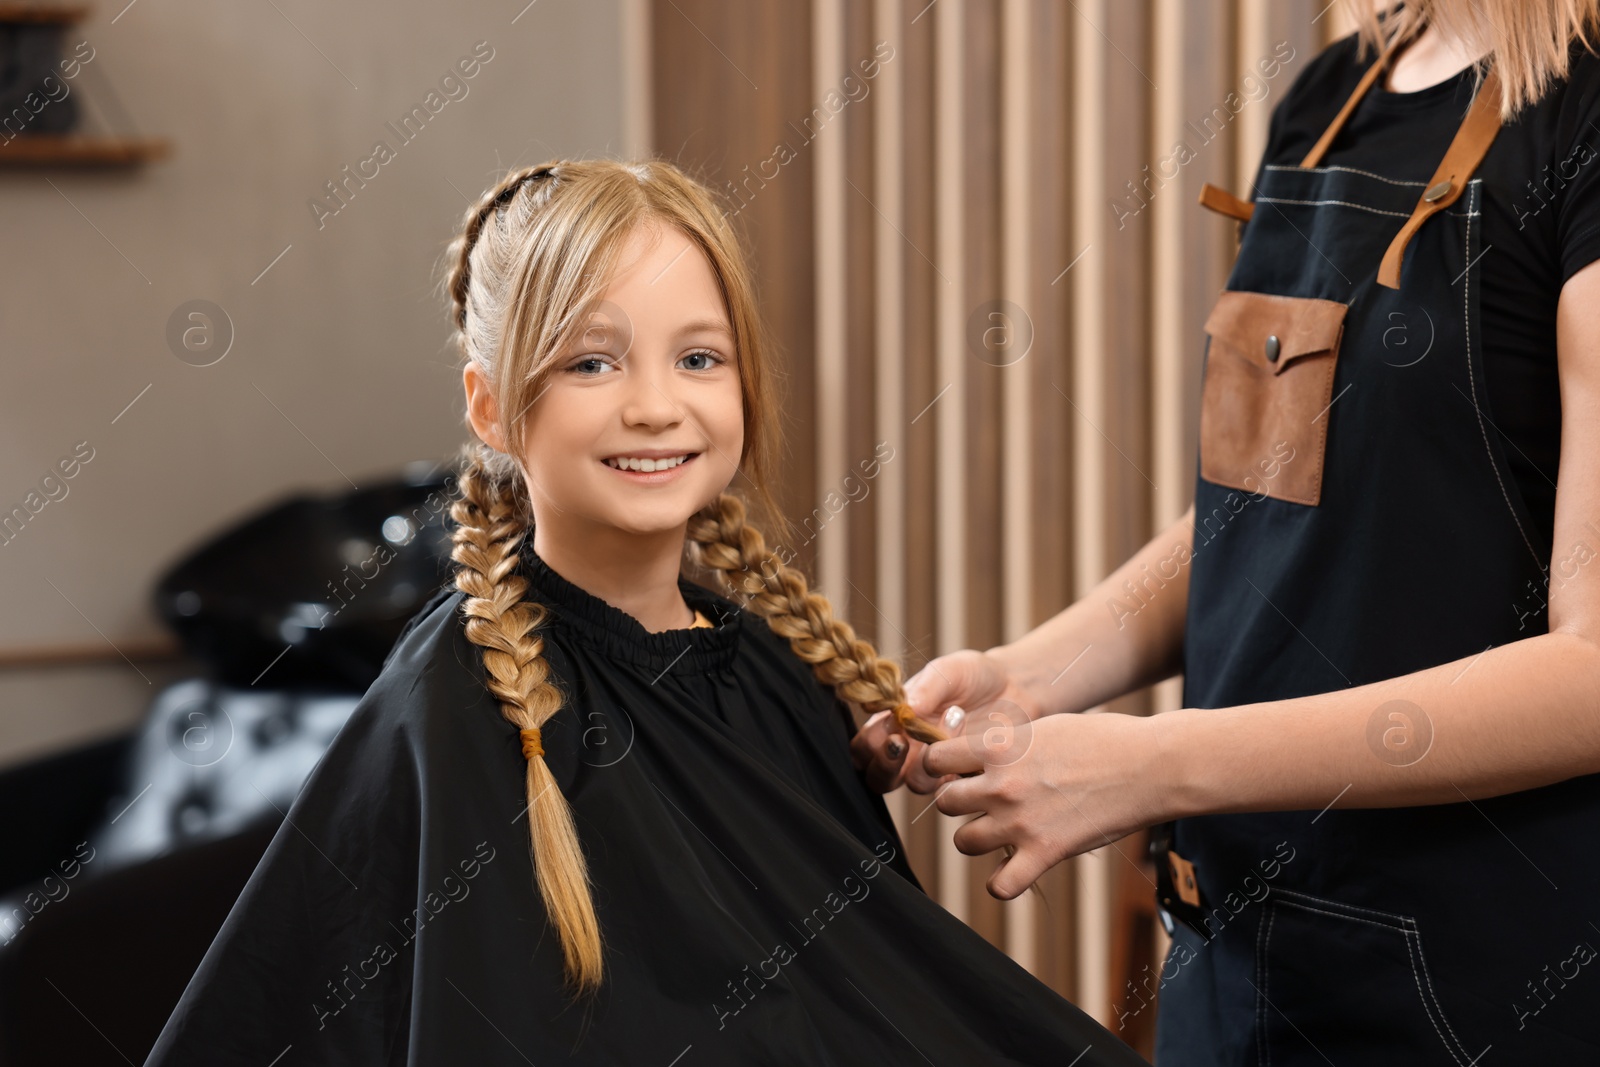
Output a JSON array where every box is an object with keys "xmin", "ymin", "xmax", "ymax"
[{"xmin": 143, "ymin": 159, "xmax": 1150, "ymax": 1066}]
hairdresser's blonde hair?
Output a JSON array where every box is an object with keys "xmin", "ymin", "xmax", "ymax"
[
  {"xmin": 1349, "ymin": 0, "xmax": 1599, "ymax": 118},
  {"xmin": 441, "ymin": 159, "xmax": 945, "ymax": 995}
]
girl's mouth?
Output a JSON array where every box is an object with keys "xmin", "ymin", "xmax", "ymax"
[{"xmin": 601, "ymin": 452, "xmax": 700, "ymax": 482}]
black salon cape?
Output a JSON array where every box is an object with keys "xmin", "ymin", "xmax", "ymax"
[{"xmin": 145, "ymin": 543, "xmax": 1147, "ymax": 1067}]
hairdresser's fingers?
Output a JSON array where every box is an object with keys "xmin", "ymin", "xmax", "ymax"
[
  {"xmin": 850, "ymin": 710, "xmax": 909, "ymax": 793},
  {"xmin": 951, "ymin": 812, "xmax": 1012, "ymax": 857},
  {"xmin": 921, "ymin": 735, "xmax": 983, "ymax": 779},
  {"xmin": 903, "ymin": 649, "xmax": 1009, "ymax": 725},
  {"xmin": 903, "ymin": 742, "xmax": 957, "ymax": 794},
  {"xmin": 932, "ymin": 775, "xmax": 986, "ymax": 818},
  {"xmin": 986, "ymin": 843, "xmax": 1055, "ymax": 901},
  {"xmin": 905, "ymin": 703, "xmax": 973, "ymax": 792}
]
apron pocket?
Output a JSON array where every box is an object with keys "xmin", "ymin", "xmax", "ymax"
[
  {"xmin": 1256, "ymin": 888, "xmax": 1483, "ymax": 1066},
  {"xmin": 1200, "ymin": 291, "xmax": 1347, "ymax": 506}
]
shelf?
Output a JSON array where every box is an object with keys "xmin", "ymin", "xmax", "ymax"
[
  {"xmin": 0, "ymin": 134, "xmax": 172, "ymax": 167},
  {"xmin": 0, "ymin": 3, "xmax": 90, "ymax": 23},
  {"xmin": 0, "ymin": 634, "xmax": 183, "ymax": 670}
]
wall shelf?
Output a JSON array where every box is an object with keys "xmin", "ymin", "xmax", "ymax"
[
  {"xmin": 0, "ymin": 133, "xmax": 171, "ymax": 166},
  {"xmin": 0, "ymin": 3, "xmax": 90, "ymax": 23},
  {"xmin": 0, "ymin": 4, "xmax": 169, "ymax": 167}
]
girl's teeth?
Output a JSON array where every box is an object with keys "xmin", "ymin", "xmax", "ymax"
[{"xmin": 608, "ymin": 454, "xmax": 689, "ymax": 472}]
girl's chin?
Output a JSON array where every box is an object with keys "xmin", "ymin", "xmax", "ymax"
[{"xmin": 595, "ymin": 503, "xmax": 710, "ymax": 535}]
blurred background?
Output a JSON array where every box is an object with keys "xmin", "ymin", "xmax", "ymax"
[{"xmin": 0, "ymin": 0, "xmax": 1356, "ymax": 1061}]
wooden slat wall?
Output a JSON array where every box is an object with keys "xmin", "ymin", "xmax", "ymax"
[{"xmin": 651, "ymin": 0, "xmax": 1347, "ymax": 1052}]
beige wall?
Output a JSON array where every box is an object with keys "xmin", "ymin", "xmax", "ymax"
[{"xmin": 0, "ymin": 0, "xmax": 627, "ymax": 768}]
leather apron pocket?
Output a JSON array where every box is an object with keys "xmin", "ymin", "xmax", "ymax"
[{"xmin": 1200, "ymin": 291, "xmax": 1348, "ymax": 506}]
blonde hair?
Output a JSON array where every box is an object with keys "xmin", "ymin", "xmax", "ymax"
[
  {"xmin": 440, "ymin": 159, "xmax": 946, "ymax": 995},
  {"xmin": 1349, "ymin": 0, "xmax": 1599, "ymax": 118}
]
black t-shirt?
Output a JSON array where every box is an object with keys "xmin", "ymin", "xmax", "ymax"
[{"xmin": 1254, "ymin": 33, "xmax": 1600, "ymax": 551}]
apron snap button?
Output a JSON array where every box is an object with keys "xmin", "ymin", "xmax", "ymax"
[
  {"xmin": 1265, "ymin": 335, "xmax": 1281, "ymax": 362},
  {"xmin": 1424, "ymin": 179, "xmax": 1453, "ymax": 203}
]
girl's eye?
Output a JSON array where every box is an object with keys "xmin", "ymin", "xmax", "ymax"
[
  {"xmin": 678, "ymin": 349, "xmax": 724, "ymax": 371},
  {"xmin": 569, "ymin": 356, "xmax": 615, "ymax": 376}
]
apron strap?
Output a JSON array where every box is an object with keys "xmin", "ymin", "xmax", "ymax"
[
  {"xmin": 1376, "ymin": 65, "xmax": 1502, "ymax": 288},
  {"xmin": 1196, "ymin": 33, "xmax": 1502, "ymax": 292},
  {"xmin": 1194, "ymin": 37, "xmax": 1405, "ymax": 223},
  {"xmin": 1298, "ymin": 43, "xmax": 1400, "ymax": 168},
  {"xmin": 1197, "ymin": 183, "xmax": 1255, "ymax": 222}
]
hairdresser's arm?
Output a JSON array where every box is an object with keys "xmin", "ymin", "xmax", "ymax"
[
  {"xmin": 925, "ymin": 262, "xmax": 1600, "ymax": 900},
  {"xmin": 990, "ymin": 502, "xmax": 1194, "ymax": 719},
  {"xmin": 851, "ymin": 504, "xmax": 1194, "ymax": 792}
]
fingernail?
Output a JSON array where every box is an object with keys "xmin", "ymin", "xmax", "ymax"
[
  {"xmin": 885, "ymin": 737, "xmax": 906, "ymax": 761},
  {"xmin": 942, "ymin": 704, "xmax": 966, "ymax": 732}
]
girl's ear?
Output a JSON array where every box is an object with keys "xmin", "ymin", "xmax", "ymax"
[{"xmin": 463, "ymin": 362, "xmax": 508, "ymax": 453}]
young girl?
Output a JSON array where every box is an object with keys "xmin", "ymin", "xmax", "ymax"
[{"xmin": 145, "ymin": 159, "xmax": 1149, "ymax": 1065}]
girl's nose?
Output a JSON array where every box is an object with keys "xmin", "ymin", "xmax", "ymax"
[{"xmin": 618, "ymin": 358, "xmax": 685, "ymax": 428}]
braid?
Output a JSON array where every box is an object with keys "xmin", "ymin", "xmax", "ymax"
[
  {"xmin": 447, "ymin": 163, "xmax": 562, "ymax": 331},
  {"xmin": 449, "ymin": 441, "xmax": 603, "ymax": 993},
  {"xmin": 688, "ymin": 492, "xmax": 1043, "ymax": 895},
  {"xmin": 686, "ymin": 492, "xmax": 949, "ymax": 746}
]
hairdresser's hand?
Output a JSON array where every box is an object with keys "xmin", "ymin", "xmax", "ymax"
[
  {"xmin": 922, "ymin": 710, "xmax": 1171, "ymax": 899},
  {"xmin": 849, "ymin": 649, "xmax": 1043, "ymax": 795}
]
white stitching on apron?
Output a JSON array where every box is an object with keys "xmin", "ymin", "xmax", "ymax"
[
  {"xmin": 1403, "ymin": 918, "xmax": 1480, "ymax": 1065},
  {"xmin": 1274, "ymin": 887, "xmax": 1407, "ymax": 925},
  {"xmin": 1264, "ymin": 163, "xmax": 1431, "ymax": 187},
  {"xmin": 1256, "ymin": 903, "xmax": 1274, "ymax": 1067},
  {"xmin": 1460, "ymin": 180, "xmax": 1544, "ymax": 572},
  {"xmin": 1255, "ymin": 197, "xmax": 1481, "ymax": 220},
  {"xmin": 1270, "ymin": 897, "xmax": 1403, "ymax": 932},
  {"xmin": 1267, "ymin": 888, "xmax": 1480, "ymax": 1066},
  {"xmin": 1254, "ymin": 197, "xmax": 1412, "ymax": 218}
]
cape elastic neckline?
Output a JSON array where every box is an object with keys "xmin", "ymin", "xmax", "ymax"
[{"xmin": 517, "ymin": 539, "xmax": 743, "ymax": 675}]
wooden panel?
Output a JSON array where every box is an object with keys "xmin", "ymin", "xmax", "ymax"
[
  {"xmin": 814, "ymin": 0, "xmax": 848, "ymax": 603},
  {"xmin": 1069, "ymin": 0, "xmax": 1113, "ymax": 1019},
  {"xmin": 1099, "ymin": 0, "xmax": 1156, "ymax": 595},
  {"xmin": 895, "ymin": 0, "xmax": 945, "ymax": 898},
  {"xmin": 959, "ymin": 0, "xmax": 1008, "ymax": 951},
  {"xmin": 1025, "ymin": 1, "xmax": 1082, "ymax": 1007},
  {"xmin": 871, "ymin": 0, "xmax": 909, "ymax": 838},
  {"xmin": 650, "ymin": 0, "xmax": 817, "ymax": 559},
  {"xmin": 843, "ymin": 0, "xmax": 880, "ymax": 636},
  {"xmin": 621, "ymin": 0, "xmax": 652, "ymax": 158},
  {"xmin": 932, "ymin": 0, "xmax": 970, "ymax": 928},
  {"xmin": 999, "ymin": 0, "xmax": 1038, "ymax": 975}
]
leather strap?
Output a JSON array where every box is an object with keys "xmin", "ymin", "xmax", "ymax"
[
  {"xmin": 1197, "ymin": 32, "xmax": 1502, "ymax": 292},
  {"xmin": 1377, "ymin": 65, "xmax": 1502, "ymax": 288},
  {"xmin": 1198, "ymin": 37, "xmax": 1404, "ymax": 222},
  {"xmin": 1198, "ymin": 182, "xmax": 1254, "ymax": 222},
  {"xmin": 1299, "ymin": 43, "xmax": 1402, "ymax": 168}
]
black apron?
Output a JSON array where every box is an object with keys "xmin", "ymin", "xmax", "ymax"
[{"xmin": 1151, "ymin": 52, "xmax": 1600, "ymax": 1064}]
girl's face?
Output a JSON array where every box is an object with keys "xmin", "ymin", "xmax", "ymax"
[{"xmin": 515, "ymin": 223, "xmax": 744, "ymax": 541}]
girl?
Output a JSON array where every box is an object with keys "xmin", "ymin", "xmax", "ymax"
[{"xmin": 144, "ymin": 159, "xmax": 1150, "ymax": 1065}]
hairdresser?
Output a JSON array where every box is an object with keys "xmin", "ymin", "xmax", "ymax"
[{"xmin": 853, "ymin": 2, "xmax": 1600, "ymax": 1060}]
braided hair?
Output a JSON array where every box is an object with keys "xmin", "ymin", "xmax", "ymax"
[{"xmin": 442, "ymin": 158, "xmax": 948, "ymax": 995}]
